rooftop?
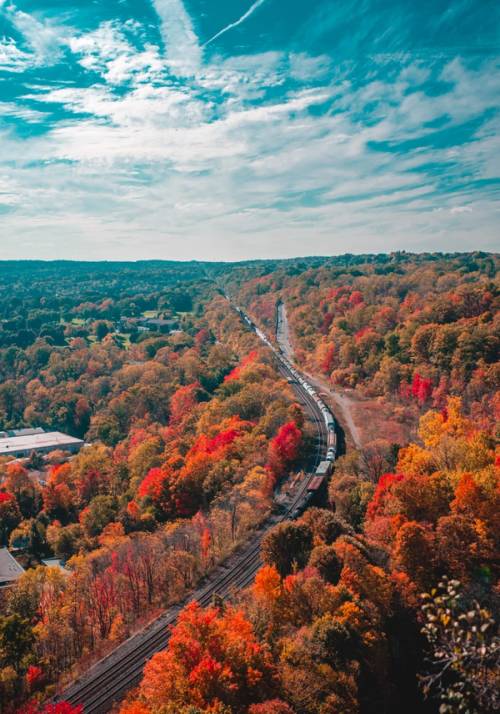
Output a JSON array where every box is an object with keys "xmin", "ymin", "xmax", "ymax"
[
  {"xmin": 0, "ymin": 427, "xmax": 45, "ymax": 439},
  {"xmin": 138, "ymin": 317, "xmax": 177, "ymax": 327},
  {"xmin": 0, "ymin": 548, "xmax": 25, "ymax": 585},
  {"xmin": 42, "ymin": 558, "xmax": 70, "ymax": 573},
  {"xmin": 0, "ymin": 431, "xmax": 84, "ymax": 456}
]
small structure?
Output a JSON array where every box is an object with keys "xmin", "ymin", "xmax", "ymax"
[
  {"xmin": 0, "ymin": 548, "xmax": 25, "ymax": 588},
  {"xmin": 138, "ymin": 317, "xmax": 178, "ymax": 333},
  {"xmin": 0, "ymin": 431, "xmax": 84, "ymax": 458},
  {"xmin": 42, "ymin": 558, "xmax": 70, "ymax": 574}
]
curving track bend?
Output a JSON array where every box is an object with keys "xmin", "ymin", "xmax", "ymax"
[{"xmin": 55, "ymin": 306, "xmax": 330, "ymax": 714}]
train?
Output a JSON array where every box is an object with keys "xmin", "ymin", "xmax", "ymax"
[
  {"xmin": 273, "ymin": 352, "xmax": 337, "ymax": 465},
  {"xmin": 232, "ymin": 303, "xmax": 338, "ymax": 484}
]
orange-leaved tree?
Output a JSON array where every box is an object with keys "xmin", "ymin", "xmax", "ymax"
[{"xmin": 123, "ymin": 601, "xmax": 276, "ymax": 712}]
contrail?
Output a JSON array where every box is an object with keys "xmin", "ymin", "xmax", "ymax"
[
  {"xmin": 152, "ymin": 0, "xmax": 201, "ymax": 75},
  {"xmin": 204, "ymin": 0, "xmax": 268, "ymax": 46}
]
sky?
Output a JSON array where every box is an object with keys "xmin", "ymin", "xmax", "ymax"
[{"xmin": 0, "ymin": 0, "xmax": 499, "ymax": 261}]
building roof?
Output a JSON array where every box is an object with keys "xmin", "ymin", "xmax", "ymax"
[
  {"xmin": 143, "ymin": 318, "xmax": 177, "ymax": 327},
  {"xmin": 0, "ymin": 427, "xmax": 45, "ymax": 439},
  {"xmin": 0, "ymin": 548, "xmax": 25, "ymax": 585},
  {"xmin": 42, "ymin": 558, "xmax": 70, "ymax": 573},
  {"xmin": 0, "ymin": 431, "xmax": 84, "ymax": 456}
]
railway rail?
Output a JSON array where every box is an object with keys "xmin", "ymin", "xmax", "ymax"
[{"xmin": 55, "ymin": 303, "xmax": 333, "ymax": 714}]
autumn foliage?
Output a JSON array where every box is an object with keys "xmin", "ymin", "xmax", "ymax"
[
  {"xmin": 0, "ymin": 283, "xmax": 303, "ymax": 712},
  {"xmin": 233, "ymin": 252, "xmax": 499, "ymax": 426},
  {"xmin": 128, "ymin": 399, "xmax": 499, "ymax": 714},
  {"xmin": 267, "ymin": 422, "xmax": 302, "ymax": 478},
  {"xmin": 126, "ymin": 602, "xmax": 275, "ymax": 712},
  {"xmin": 0, "ymin": 255, "xmax": 497, "ymax": 713},
  {"xmin": 225, "ymin": 350, "xmax": 259, "ymax": 382}
]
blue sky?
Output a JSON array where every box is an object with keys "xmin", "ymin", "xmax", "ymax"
[{"xmin": 0, "ymin": 0, "xmax": 499, "ymax": 260}]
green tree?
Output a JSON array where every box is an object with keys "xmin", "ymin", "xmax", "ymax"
[
  {"xmin": 95, "ymin": 321, "xmax": 110, "ymax": 341},
  {"xmin": 0, "ymin": 493, "xmax": 21, "ymax": 546},
  {"xmin": 0, "ymin": 614, "xmax": 35, "ymax": 671},
  {"xmin": 261, "ymin": 522, "xmax": 313, "ymax": 577},
  {"xmin": 81, "ymin": 495, "xmax": 118, "ymax": 537},
  {"xmin": 49, "ymin": 523, "xmax": 83, "ymax": 561}
]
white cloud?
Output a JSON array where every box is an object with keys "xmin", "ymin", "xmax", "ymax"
[
  {"xmin": 68, "ymin": 22, "xmax": 165, "ymax": 85},
  {"xmin": 0, "ymin": 174, "xmax": 20, "ymax": 207},
  {"xmin": 289, "ymin": 53, "xmax": 332, "ymax": 82},
  {"xmin": 0, "ymin": 2, "xmax": 498, "ymax": 259},
  {"xmin": 19, "ymin": 85, "xmax": 333, "ymax": 174},
  {"xmin": 31, "ymin": 83, "xmax": 203, "ymax": 127},
  {"xmin": 151, "ymin": 0, "xmax": 201, "ymax": 76},
  {"xmin": 0, "ymin": 102, "xmax": 47, "ymax": 122},
  {"xmin": 198, "ymin": 51, "xmax": 286, "ymax": 96},
  {"xmin": 1, "ymin": 3, "xmax": 65, "ymax": 67},
  {"xmin": 0, "ymin": 38, "xmax": 33, "ymax": 71}
]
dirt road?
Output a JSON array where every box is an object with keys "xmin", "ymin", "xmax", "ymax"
[{"xmin": 276, "ymin": 301, "xmax": 363, "ymax": 450}]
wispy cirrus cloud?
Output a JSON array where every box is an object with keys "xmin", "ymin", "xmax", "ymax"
[
  {"xmin": 0, "ymin": 38, "xmax": 33, "ymax": 71},
  {"xmin": 0, "ymin": 1, "xmax": 65, "ymax": 68},
  {"xmin": 0, "ymin": 0, "xmax": 498, "ymax": 259}
]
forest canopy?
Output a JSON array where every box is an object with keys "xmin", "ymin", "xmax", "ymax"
[{"xmin": 0, "ymin": 253, "xmax": 497, "ymax": 714}]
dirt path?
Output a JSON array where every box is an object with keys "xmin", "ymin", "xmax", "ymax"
[
  {"xmin": 276, "ymin": 302, "xmax": 294, "ymax": 361},
  {"xmin": 275, "ymin": 302, "xmax": 362, "ymax": 450},
  {"xmin": 306, "ymin": 374, "xmax": 363, "ymax": 451}
]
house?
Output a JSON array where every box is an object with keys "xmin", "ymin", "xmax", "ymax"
[
  {"xmin": 138, "ymin": 318, "xmax": 178, "ymax": 333},
  {"xmin": 0, "ymin": 431, "xmax": 84, "ymax": 458},
  {"xmin": 0, "ymin": 548, "xmax": 25, "ymax": 588}
]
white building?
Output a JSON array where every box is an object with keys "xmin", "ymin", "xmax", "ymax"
[{"xmin": 0, "ymin": 431, "xmax": 84, "ymax": 458}]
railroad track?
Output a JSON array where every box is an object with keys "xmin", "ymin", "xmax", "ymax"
[{"xmin": 56, "ymin": 310, "xmax": 329, "ymax": 714}]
